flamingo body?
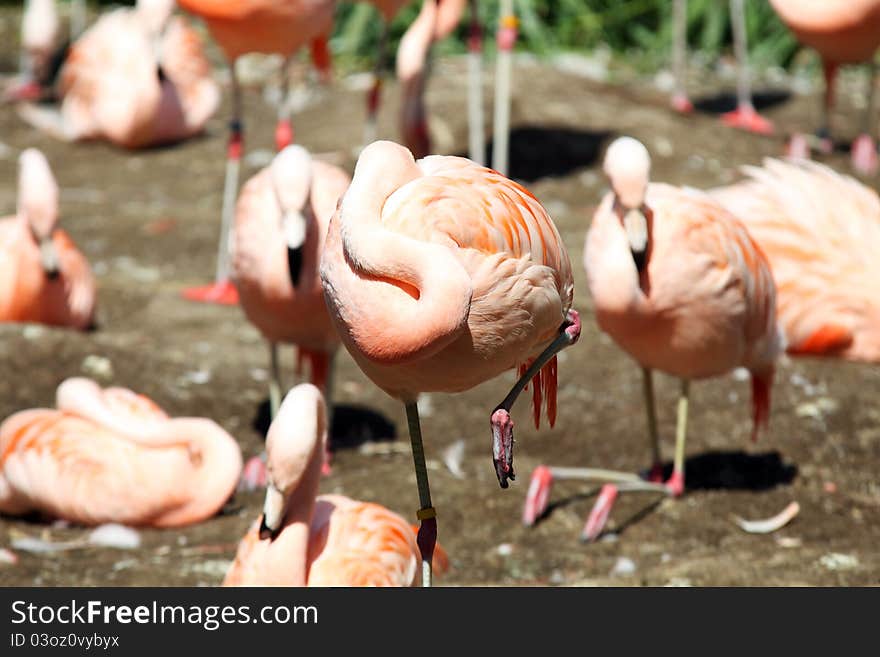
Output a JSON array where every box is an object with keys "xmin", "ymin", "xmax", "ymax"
[
  {"xmin": 320, "ymin": 141, "xmax": 574, "ymax": 403},
  {"xmin": 770, "ymin": 0, "xmax": 880, "ymax": 64},
  {"xmin": 0, "ymin": 149, "xmax": 95, "ymax": 329},
  {"xmin": 713, "ymin": 158, "xmax": 880, "ymax": 362},
  {"xmin": 0, "ymin": 379, "xmax": 242, "ymax": 527}
]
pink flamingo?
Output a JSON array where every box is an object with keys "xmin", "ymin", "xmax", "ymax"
[
  {"xmin": 0, "ymin": 148, "xmax": 95, "ymax": 329},
  {"xmin": 17, "ymin": 0, "xmax": 219, "ymax": 150},
  {"xmin": 232, "ymin": 144, "xmax": 350, "ymax": 420},
  {"xmin": 223, "ymin": 384, "xmax": 448, "ymax": 586},
  {"xmin": 713, "ymin": 157, "xmax": 880, "ymax": 360},
  {"xmin": 769, "ymin": 0, "xmax": 880, "ymax": 174},
  {"xmin": 523, "ymin": 137, "xmax": 783, "ymax": 540},
  {"xmin": 671, "ymin": 0, "xmax": 774, "ymax": 135},
  {"xmin": 319, "ymin": 140, "xmax": 580, "ymax": 586},
  {"xmin": 176, "ymin": 0, "xmax": 336, "ymax": 306},
  {"xmin": 0, "ymin": 378, "xmax": 242, "ymax": 527}
]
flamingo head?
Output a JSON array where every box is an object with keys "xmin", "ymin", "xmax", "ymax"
[
  {"xmin": 260, "ymin": 384, "xmax": 327, "ymax": 539},
  {"xmin": 603, "ymin": 137, "xmax": 652, "ymax": 271},
  {"xmin": 18, "ymin": 148, "xmax": 60, "ymax": 278},
  {"xmin": 271, "ymin": 146, "xmax": 313, "ymax": 287}
]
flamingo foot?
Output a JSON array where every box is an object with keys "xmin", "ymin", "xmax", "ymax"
[
  {"xmin": 416, "ymin": 515, "xmax": 437, "ymax": 583},
  {"xmin": 275, "ymin": 119, "xmax": 293, "ymax": 151},
  {"xmin": 671, "ymin": 93, "xmax": 693, "ymax": 114},
  {"xmin": 581, "ymin": 483, "xmax": 619, "ymax": 542},
  {"xmin": 665, "ymin": 470, "xmax": 685, "ymax": 497},
  {"xmin": 721, "ymin": 105, "xmax": 774, "ymax": 135},
  {"xmin": 785, "ymin": 133, "xmax": 811, "ymax": 159},
  {"xmin": 851, "ymin": 134, "xmax": 878, "ymax": 175},
  {"xmin": 3, "ymin": 79, "xmax": 42, "ymax": 102},
  {"xmin": 522, "ymin": 465, "xmax": 553, "ymax": 526},
  {"xmin": 491, "ymin": 408, "xmax": 515, "ymax": 488},
  {"xmin": 181, "ymin": 280, "xmax": 239, "ymax": 305},
  {"xmin": 321, "ymin": 444, "xmax": 333, "ymax": 476},
  {"xmin": 239, "ymin": 454, "xmax": 268, "ymax": 492}
]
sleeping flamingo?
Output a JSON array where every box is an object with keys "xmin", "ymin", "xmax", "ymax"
[
  {"xmin": 0, "ymin": 378, "xmax": 242, "ymax": 527},
  {"xmin": 176, "ymin": 0, "xmax": 336, "ymax": 305},
  {"xmin": 223, "ymin": 384, "xmax": 447, "ymax": 586},
  {"xmin": 671, "ymin": 0, "xmax": 773, "ymax": 135},
  {"xmin": 232, "ymin": 145, "xmax": 350, "ymax": 420},
  {"xmin": 713, "ymin": 157, "xmax": 880, "ymax": 361},
  {"xmin": 522, "ymin": 137, "xmax": 783, "ymax": 540},
  {"xmin": 320, "ymin": 140, "xmax": 580, "ymax": 586},
  {"xmin": 0, "ymin": 148, "xmax": 95, "ymax": 329},
  {"xmin": 768, "ymin": 0, "xmax": 880, "ymax": 174},
  {"xmin": 17, "ymin": 0, "xmax": 220, "ymax": 150}
]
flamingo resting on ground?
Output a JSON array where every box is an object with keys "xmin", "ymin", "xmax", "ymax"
[
  {"xmin": 712, "ymin": 157, "xmax": 880, "ymax": 361},
  {"xmin": 17, "ymin": 0, "xmax": 220, "ymax": 150},
  {"xmin": 523, "ymin": 137, "xmax": 783, "ymax": 540},
  {"xmin": 320, "ymin": 140, "xmax": 580, "ymax": 586},
  {"xmin": 223, "ymin": 384, "xmax": 447, "ymax": 586},
  {"xmin": 176, "ymin": 0, "xmax": 336, "ymax": 305},
  {"xmin": 671, "ymin": 0, "xmax": 774, "ymax": 135},
  {"xmin": 0, "ymin": 378, "xmax": 242, "ymax": 527},
  {"xmin": 0, "ymin": 148, "xmax": 95, "ymax": 329},
  {"xmin": 769, "ymin": 0, "xmax": 880, "ymax": 175}
]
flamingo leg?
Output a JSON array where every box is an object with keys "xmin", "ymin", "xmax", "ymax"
[
  {"xmin": 363, "ymin": 20, "xmax": 390, "ymax": 149},
  {"xmin": 71, "ymin": 0, "xmax": 87, "ymax": 38},
  {"xmin": 818, "ymin": 60, "xmax": 838, "ymax": 149},
  {"xmin": 467, "ymin": 0, "xmax": 485, "ymax": 164},
  {"xmin": 321, "ymin": 350, "xmax": 337, "ymax": 475},
  {"xmin": 851, "ymin": 61, "xmax": 879, "ymax": 175},
  {"xmin": 671, "ymin": 0, "xmax": 693, "ymax": 113},
  {"xmin": 405, "ymin": 401, "xmax": 436, "ymax": 588},
  {"xmin": 275, "ymin": 57, "xmax": 294, "ymax": 151},
  {"xmin": 182, "ymin": 58, "xmax": 242, "ymax": 305},
  {"xmin": 668, "ymin": 378, "xmax": 689, "ymax": 496},
  {"xmin": 491, "ymin": 0, "xmax": 516, "ymax": 176},
  {"xmin": 269, "ymin": 341, "xmax": 282, "ymax": 420},
  {"xmin": 720, "ymin": 0, "xmax": 773, "ymax": 135},
  {"xmin": 491, "ymin": 310, "xmax": 581, "ymax": 488},
  {"xmin": 642, "ymin": 367, "xmax": 663, "ymax": 481}
]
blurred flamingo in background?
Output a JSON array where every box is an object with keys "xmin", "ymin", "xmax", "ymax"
[
  {"xmin": 713, "ymin": 157, "xmax": 880, "ymax": 361},
  {"xmin": 7, "ymin": 0, "xmax": 61, "ymax": 101},
  {"xmin": 176, "ymin": 0, "xmax": 336, "ymax": 305},
  {"xmin": 0, "ymin": 148, "xmax": 95, "ymax": 330},
  {"xmin": 17, "ymin": 0, "xmax": 219, "ymax": 150},
  {"xmin": 0, "ymin": 378, "xmax": 242, "ymax": 527},
  {"xmin": 320, "ymin": 140, "xmax": 580, "ymax": 586},
  {"xmin": 232, "ymin": 145, "xmax": 350, "ymax": 419},
  {"xmin": 768, "ymin": 0, "xmax": 880, "ymax": 174},
  {"xmin": 223, "ymin": 384, "xmax": 448, "ymax": 586},
  {"xmin": 523, "ymin": 137, "xmax": 782, "ymax": 540},
  {"xmin": 671, "ymin": 0, "xmax": 773, "ymax": 135}
]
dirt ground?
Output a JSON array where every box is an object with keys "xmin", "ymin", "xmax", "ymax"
[{"xmin": 0, "ymin": 9, "xmax": 878, "ymax": 587}]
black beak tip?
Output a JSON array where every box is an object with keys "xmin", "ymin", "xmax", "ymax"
[
  {"xmin": 287, "ymin": 246, "xmax": 304, "ymax": 288},
  {"xmin": 46, "ymin": 268, "xmax": 60, "ymax": 281},
  {"xmin": 631, "ymin": 248, "xmax": 648, "ymax": 272},
  {"xmin": 258, "ymin": 515, "xmax": 275, "ymax": 541}
]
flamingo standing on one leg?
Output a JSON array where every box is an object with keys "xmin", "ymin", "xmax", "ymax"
[
  {"xmin": 176, "ymin": 0, "xmax": 337, "ymax": 305},
  {"xmin": 670, "ymin": 0, "xmax": 774, "ymax": 135},
  {"xmin": 17, "ymin": 0, "xmax": 220, "ymax": 150},
  {"xmin": 320, "ymin": 140, "xmax": 580, "ymax": 586},
  {"xmin": 522, "ymin": 137, "xmax": 783, "ymax": 540},
  {"xmin": 232, "ymin": 145, "xmax": 350, "ymax": 419},
  {"xmin": 0, "ymin": 148, "xmax": 95, "ymax": 329},
  {"xmin": 769, "ymin": 0, "xmax": 880, "ymax": 175},
  {"xmin": 0, "ymin": 378, "xmax": 242, "ymax": 527},
  {"xmin": 713, "ymin": 157, "xmax": 880, "ymax": 360},
  {"xmin": 223, "ymin": 384, "xmax": 448, "ymax": 586}
]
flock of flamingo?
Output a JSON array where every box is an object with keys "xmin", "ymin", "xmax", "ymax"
[{"xmin": 0, "ymin": 0, "xmax": 879, "ymax": 587}]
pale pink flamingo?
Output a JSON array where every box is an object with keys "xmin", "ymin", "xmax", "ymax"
[
  {"xmin": 522, "ymin": 137, "xmax": 783, "ymax": 540},
  {"xmin": 176, "ymin": 0, "xmax": 336, "ymax": 305},
  {"xmin": 232, "ymin": 145, "xmax": 350, "ymax": 419},
  {"xmin": 17, "ymin": 0, "xmax": 220, "ymax": 150},
  {"xmin": 0, "ymin": 148, "xmax": 95, "ymax": 329},
  {"xmin": 6, "ymin": 0, "xmax": 61, "ymax": 101},
  {"xmin": 319, "ymin": 140, "xmax": 580, "ymax": 586},
  {"xmin": 0, "ymin": 377, "xmax": 242, "ymax": 527},
  {"xmin": 769, "ymin": 0, "xmax": 880, "ymax": 174},
  {"xmin": 713, "ymin": 157, "xmax": 880, "ymax": 360},
  {"xmin": 671, "ymin": 0, "xmax": 774, "ymax": 135},
  {"xmin": 223, "ymin": 384, "xmax": 448, "ymax": 586}
]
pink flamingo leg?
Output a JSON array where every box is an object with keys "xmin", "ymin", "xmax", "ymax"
[
  {"xmin": 404, "ymin": 401, "xmax": 436, "ymax": 587},
  {"xmin": 671, "ymin": 0, "xmax": 693, "ymax": 114},
  {"xmin": 852, "ymin": 61, "xmax": 878, "ymax": 175},
  {"xmin": 492, "ymin": 310, "xmax": 580, "ymax": 488},
  {"xmin": 363, "ymin": 21, "xmax": 390, "ymax": 149}
]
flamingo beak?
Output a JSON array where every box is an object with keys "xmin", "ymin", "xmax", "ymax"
[
  {"xmin": 39, "ymin": 236, "xmax": 60, "ymax": 280},
  {"xmin": 623, "ymin": 207, "xmax": 648, "ymax": 272},
  {"xmin": 259, "ymin": 481, "xmax": 285, "ymax": 540},
  {"xmin": 283, "ymin": 211, "xmax": 307, "ymax": 288}
]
